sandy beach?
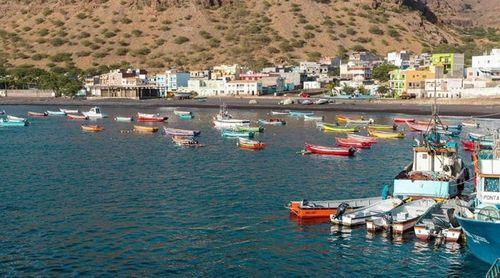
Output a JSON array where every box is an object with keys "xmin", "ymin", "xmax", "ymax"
[{"xmin": 1, "ymin": 96, "xmax": 500, "ymax": 118}]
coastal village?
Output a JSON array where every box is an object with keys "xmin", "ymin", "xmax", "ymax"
[{"xmin": 67, "ymin": 48, "xmax": 500, "ymax": 100}]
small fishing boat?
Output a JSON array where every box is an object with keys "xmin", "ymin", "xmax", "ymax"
[
  {"xmin": 322, "ymin": 124, "xmax": 358, "ymax": 133},
  {"xmin": 336, "ymin": 115, "xmax": 365, "ymax": 123},
  {"xmin": 335, "ymin": 138, "xmax": 371, "ymax": 149},
  {"xmin": 179, "ymin": 114, "xmax": 194, "ymax": 119},
  {"xmin": 172, "ymin": 136, "xmax": 204, "ymax": 147},
  {"xmin": 368, "ymin": 129, "xmax": 405, "ymax": 139},
  {"xmin": 82, "ymin": 107, "xmax": 107, "ymax": 118},
  {"xmin": 304, "ymin": 114, "xmax": 324, "ymax": 121},
  {"xmin": 0, "ymin": 119, "xmax": 28, "ymax": 127},
  {"xmin": 406, "ymin": 122, "xmax": 429, "ymax": 132},
  {"xmin": 222, "ymin": 130, "xmax": 254, "ymax": 138},
  {"xmin": 394, "ymin": 117, "xmax": 415, "ymax": 123},
  {"xmin": 366, "ymin": 199, "xmax": 436, "ymax": 234},
  {"xmin": 0, "ymin": 110, "xmax": 5, "ymax": 115},
  {"xmin": 173, "ymin": 110, "xmax": 192, "ymax": 116},
  {"xmin": 235, "ymin": 126, "xmax": 264, "ymax": 133},
  {"xmin": 46, "ymin": 110, "xmax": 67, "ymax": 116},
  {"xmin": 237, "ymin": 138, "xmax": 266, "ymax": 150},
  {"xmin": 163, "ymin": 127, "xmax": 201, "ymax": 137},
  {"xmin": 134, "ymin": 125, "xmax": 159, "ymax": 133},
  {"xmin": 330, "ymin": 198, "xmax": 403, "ymax": 226},
  {"xmin": 137, "ymin": 112, "xmax": 167, "ymax": 122},
  {"xmin": 60, "ymin": 108, "xmax": 79, "ymax": 114},
  {"xmin": 346, "ymin": 118, "xmax": 374, "ymax": 125},
  {"xmin": 461, "ymin": 120, "xmax": 479, "ymax": 128},
  {"xmin": 258, "ymin": 119, "xmax": 286, "ymax": 125},
  {"xmin": 7, "ymin": 115, "xmax": 27, "ymax": 122},
  {"xmin": 28, "ymin": 111, "xmax": 48, "ymax": 117},
  {"xmin": 469, "ymin": 132, "xmax": 493, "ymax": 142},
  {"xmin": 287, "ymin": 197, "xmax": 382, "ymax": 219},
  {"xmin": 213, "ymin": 104, "xmax": 251, "ymax": 129},
  {"xmin": 368, "ymin": 124, "xmax": 397, "ymax": 131},
  {"xmin": 347, "ymin": 134, "xmax": 377, "ymax": 144},
  {"xmin": 289, "ymin": 111, "xmax": 315, "ymax": 117},
  {"xmin": 304, "ymin": 143, "xmax": 356, "ymax": 156},
  {"xmin": 115, "ymin": 116, "xmax": 134, "ymax": 122},
  {"xmin": 414, "ymin": 199, "xmax": 469, "ymax": 242},
  {"xmin": 67, "ymin": 114, "xmax": 88, "ymax": 120},
  {"xmin": 81, "ymin": 124, "xmax": 104, "ymax": 132},
  {"xmin": 270, "ymin": 110, "xmax": 290, "ymax": 115}
]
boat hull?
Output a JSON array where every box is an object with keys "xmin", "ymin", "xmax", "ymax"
[
  {"xmin": 28, "ymin": 112, "xmax": 47, "ymax": 117},
  {"xmin": 305, "ymin": 144, "xmax": 355, "ymax": 156},
  {"xmin": 456, "ymin": 215, "xmax": 500, "ymax": 265},
  {"xmin": 134, "ymin": 125, "xmax": 159, "ymax": 133}
]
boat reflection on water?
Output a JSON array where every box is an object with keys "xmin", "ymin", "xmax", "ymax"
[{"xmin": 288, "ymin": 214, "xmax": 330, "ymax": 226}]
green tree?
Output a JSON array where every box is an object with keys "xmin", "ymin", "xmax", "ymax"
[
  {"xmin": 342, "ymin": 84, "xmax": 355, "ymax": 94},
  {"xmin": 372, "ymin": 63, "xmax": 398, "ymax": 83}
]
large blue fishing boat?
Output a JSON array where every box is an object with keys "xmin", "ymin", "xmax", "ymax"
[{"xmin": 456, "ymin": 137, "xmax": 500, "ymax": 265}]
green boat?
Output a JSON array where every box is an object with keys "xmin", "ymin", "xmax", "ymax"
[
  {"xmin": 179, "ymin": 114, "xmax": 194, "ymax": 119},
  {"xmin": 222, "ymin": 130, "xmax": 255, "ymax": 138},
  {"xmin": 0, "ymin": 119, "xmax": 28, "ymax": 127},
  {"xmin": 236, "ymin": 126, "xmax": 264, "ymax": 133}
]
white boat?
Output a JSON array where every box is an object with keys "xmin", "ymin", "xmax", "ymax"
[
  {"xmin": 212, "ymin": 104, "xmax": 250, "ymax": 129},
  {"xmin": 163, "ymin": 126, "xmax": 200, "ymax": 136},
  {"xmin": 174, "ymin": 110, "xmax": 192, "ymax": 116},
  {"xmin": 366, "ymin": 199, "xmax": 436, "ymax": 234},
  {"xmin": 60, "ymin": 108, "xmax": 79, "ymax": 114},
  {"xmin": 314, "ymin": 99, "xmax": 329, "ymax": 105},
  {"xmin": 0, "ymin": 110, "xmax": 5, "ymax": 115},
  {"xmin": 82, "ymin": 107, "xmax": 107, "ymax": 118},
  {"xmin": 6, "ymin": 115, "xmax": 26, "ymax": 122},
  {"xmin": 270, "ymin": 110, "xmax": 290, "ymax": 115},
  {"xmin": 115, "ymin": 116, "xmax": 133, "ymax": 122},
  {"xmin": 304, "ymin": 114, "xmax": 324, "ymax": 121},
  {"xmin": 46, "ymin": 110, "xmax": 66, "ymax": 116},
  {"xmin": 461, "ymin": 120, "xmax": 479, "ymax": 128},
  {"xmin": 330, "ymin": 198, "xmax": 403, "ymax": 226}
]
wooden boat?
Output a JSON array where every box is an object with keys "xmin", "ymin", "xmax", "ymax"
[
  {"xmin": 414, "ymin": 199, "xmax": 468, "ymax": 242},
  {"xmin": 82, "ymin": 107, "xmax": 107, "ymax": 118},
  {"xmin": 67, "ymin": 114, "xmax": 88, "ymax": 120},
  {"xmin": 7, "ymin": 115, "xmax": 26, "ymax": 122},
  {"xmin": 304, "ymin": 143, "xmax": 355, "ymax": 156},
  {"xmin": 322, "ymin": 124, "xmax": 358, "ymax": 133},
  {"xmin": 137, "ymin": 112, "xmax": 167, "ymax": 122},
  {"xmin": 368, "ymin": 124, "xmax": 397, "ymax": 131},
  {"xmin": 270, "ymin": 110, "xmax": 290, "ymax": 115},
  {"xmin": 173, "ymin": 110, "xmax": 192, "ymax": 116},
  {"xmin": 461, "ymin": 120, "xmax": 479, "ymax": 128},
  {"xmin": 134, "ymin": 125, "xmax": 159, "ymax": 133},
  {"xmin": 81, "ymin": 124, "xmax": 104, "ymax": 132},
  {"xmin": 258, "ymin": 119, "xmax": 286, "ymax": 125},
  {"xmin": 235, "ymin": 126, "xmax": 264, "ymax": 133},
  {"xmin": 347, "ymin": 134, "xmax": 378, "ymax": 144},
  {"xmin": 46, "ymin": 110, "xmax": 66, "ymax": 116},
  {"xmin": 304, "ymin": 114, "xmax": 324, "ymax": 121},
  {"xmin": 289, "ymin": 111, "xmax": 315, "ymax": 117},
  {"xmin": 179, "ymin": 114, "xmax": 194, "ymax": 119},
  {"xmin": 394, "ymin": 117, "xmax": 415, "ymax": 123},
  {"xmin": 115, "ymin": 116, "xmax": 133, "ymax": 122},
  {"xmin": 366, "ymin": 199, "xmax": 436, "ymax": 234},
  {"xmin": 222, "ymin": 130, "xmax": 254, "ymax": 138},
  {"xmin": 406, "ymin": 122, "xmax": 429, "ymax": 132},
  {"xmin": 335, "ymin": 138, "xmax": 371, "ymax": 149},
  {"xmin": 336, "ymin": 115, "xmax": 365, "ymax": 123},
  {"xmin": 172, "ymin": 136, "xmax": 204, "ymax": 147},
  {"xmin": 213, "ymin": 118, "xmax": 251, "ymax": 129},
  {"xmin": 330, "ymin": 198, "xmax": 403, "ymax": 226},
  {"xmin": 368, "ymin": 129, "xmax": 405, "ymax": 139},
  {"xmin": 60, "ymin": 108, "xmax": 79, "ymax": 114},
  {"xmin": 0, "ymin": 110, "xmax": 5, "ymax": 115},
  {"xmin": 163, "ymin": 127, "xmax": 200, "ymax": 137},
  {"xmin": 0, "ymin": 119, "xmax": 28, "ymax": 127},
  {"xmin": 237, "ymin": 138, "xmax": 266, "ymax": 150},
  {"xmin": 28, "ymin": 111, "xmax": 48, "ymax": 117},
  {"xmin": 287, "ymin": 197, "xmax": 382, "ymax": 219}
]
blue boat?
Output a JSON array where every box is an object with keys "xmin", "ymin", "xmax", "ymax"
[
  {"xmin": 221, "ymin": 130, "xmax": 254, "ymax": 138},
  {"xmin": 469, "ymin": 132, "xmax": 494, "ymax": 142},
  {"xmin": 456, "ymin": 144, "xmax": 500, "ymax": 266},
  {"xmin": 179, "ymin": 114, "xmax": 194, "ymax": 119},
  {"xmin": 0, "ymin": 119, "xmax": 28, "ymax": 127},
  {"xmin": 288, "ymin": 111, "xmax": 314, "ymax": 117}
]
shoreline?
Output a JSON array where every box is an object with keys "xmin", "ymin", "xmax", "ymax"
[{"xmin": 1, "ymin": 97, "xmax": 500, "ymax": 118}]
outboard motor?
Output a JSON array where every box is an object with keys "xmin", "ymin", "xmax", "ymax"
[
  {"xmin": 384, "ymin": 212, "xmax": 394, "ymax": 236},
  {"xmin": 302, "ymin": 199, "xmax": 309, "ymax": 207},
  {"xmin": 334, "ymin": 202, "xmax": 350, "ymax": 219}
]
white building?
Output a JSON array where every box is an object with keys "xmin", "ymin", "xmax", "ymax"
[
  {"xmin": 387, "ymin": 51, "xmax": 410, "ymax": 68},
  {"xmin": 424, "ymin": 78, "xmax": 463, "ymax": 98},
  {"xmin": 211, "ymin": 64, "xmax": 240, "ymax": 81},
  {"xmin": 299, "ymin": 62, "xmax": 329, "ymax": 76},
  {"xmin": 303, "ymin": 81, "xmax": 321, "ymax": 90},
  {"xmin": 185, "ymin": 79, "xmax": 225, "ymax": 96},
  {"xmin": 224, "ymin": 80, "xmax": 262, "ymax": 96},
  {"xmin": 471, "ymin": 49, "xmax": 500, "ymax": 80}
]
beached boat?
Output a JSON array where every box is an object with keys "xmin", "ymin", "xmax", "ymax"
[
  {"xmin": 287, "ymin": 197, "xmax": 382, "ymax": 219},
  {"xmin": 258, "ymin": 119, "xmax": 286, "ymax": 126},
  {"xmin": 289, "ymin": 111, "xmax": 315, "ymax": 117},
  {"xmin": 237, "ymin": 138, "xmax": 266, "ymax": 150},
  {"xmin": 60, "ymin": 108, "xmax": 79, "ymax": 114},
  {"xmin": 163, "ymin": 127, "xmax": 200, "ymax": 137},
  {"xmin": 335, "ymin": 138, "xmax": 371, "ymax": 149},
  {"xmin": 368, "ymin": 129, "xmax": 405, "ymax": 139},
  {"xmin": 28, "ymin": 111, "xmax": 48, "ymax": 117},
  {"xmin": 461, "ymin": 120, "xmax": 479, "ymax": 128},
  {"xmin": 304, "ymin": 143, "xmax": 356, "ymax": 156},
  {"xmin": 235, "ymin": 126, "xmax": 264, "ymax": 133},
  {"xmin": 115, "ymin": 116, "xmax": 134, "ymax": 122},
  {"xmin": 322, "ymin": 124, "xmax": 358, "ymax": 133},
  {"xmin": 366, "ymin": 199, "xmax": 436, "ymax": 234},
  {"xmin": 134, "ymin": 125, "xmax": 159, "ymax": 133},
  {"xmin": 270, "ymin": 110, "xmax": 290, "ymax": 115},
  {"xmin": 394, "ymin": 117, "xmax": 415, "ymax": 123},
  {"xmin": 222, "ymin": 130, "xmax": 254, "ymax": 138},
  {"xmin": 137, "ymin": 112, "xmax": 167, "ymax": 122},
  {"xmin": 7, "ymin": 115, "xmax": 27, "ymax": 122},
  {"xmin": 347, "ymin": 134, "xmax": 378, "ymax": 144},
  {"xmin": 82, "ymin": 107, "xmax": 107, "ymax": 119},
  {"xmin": 67, "ymin": 114, "xmax": 88, "ymax": 120},
  {"xmin": 81, "ymin": 124, "xmax": 104, "ymax": 132},
  {"xmin": 46, "ymin": 110, "xmax": 66, "ymax": 116},
  {"xmin": 172, "ymin": 136, "xmax": 204, "ymax": 147},
  {"xmin": 304, "ymin": 114, "xmax": 324, "ymax": 121},
  {"xmin": 368, "ymin": 124, "xmax": 397, "ymax": 131},
  {"xmin": 414, "ymin": 198, "xmax": 469, "ymax": 242},
  {"xmin": 330, "ymin": 198, "xmax": 403, "ymax": 226},
  {"xmin": 0, "ymin": 119, "xmax": 28, "ymax": 127}
]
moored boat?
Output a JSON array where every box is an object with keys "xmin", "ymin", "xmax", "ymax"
[
  {"xmin": 173, "ymin": 110, "xmax": 192, "ymax": 116},
  {"xmin": 462, "ymin": 120, "xmax": 479, "ymax": 128},
  {"xmin": 330, "ymin": 198, "xmax": 403, "ymax": 226},
  {"xmin": 46, "ymin": 110, "xmax": 66, "ymax": 116},
  {"xmin": 287, "ymin": 197, "xmax": 382, "ymax": 219},
  {"xmin": 237, "ymin": 138, "xmax": 266, "ymax": 150},
  {"xmin": 322, "ymin": 123, "xmax": 358, "ymax": 133},
  {"xmin": 235, "ymin": 126, "xmax": 264, "ymax": 133},
  {"xmin": 0, "ymin": 119, "xmax": 28, "ymax": 127},
  {"xmin": 133, "ymin": 125, "xmax": 159, "ymax": 133},
  {"xmin": 469, "ymin": 132, "xmax": 493, "ymax": 142},
  {"xmin": 347, "ymin": 134, "xmax": 378, "ymax": 144},
  {"xmin": 82, "ymin": 107, "xmax": 107, "ymax": 119},
  {"xmin": 368, "ymin": 129, "xmax": 405, "ymax": 139},
  {"xmin": 137, "ymin": 112, "xmax": 167, "ymax": 122},
  {"xmin": 221, "ymin": 130, "xmax": 254, "ymax": 138},
  {"xmin": 115, "ymin": 116, "xmax": 134, "ymax": 122},
  {"xmin": 304, "ymin": 143, "xmax": 355, "ymax": 156},
  {"xmin": 368, "ymin": 124, "xmax": 397, "ymax": 131},
  {"xmin": 212, "ymin": 104, "xmax": 250, "ymax": 129},
  {"xmin": 67, "ymin": 114, "xmax": 88, "ymax": 120},
  {"xmin": 60, "ymin": 108, "xmax": 79, "ymax": 114},
  {"xmin": 335, "ymin": 137, "xmax": 371, "ymax": 149},
  {"xmin": 394, "ymin": 117, "xmax": 415, "ymax": 123},
  {"xmin": 406, "ymin": 122, "xmax": 430, "ymax": 132},
  {"xmin": 289, "ymin": 111, "xmax": 315, "ymax": 117},
  {"xmin": 258, "ymin": 119, "xmax": 286, "ymax": 125},
  {"xmin": 304, "ymin": 114, "xmax": 324, "ymax": 121},
  {"xmin": 7, "ymin": 115, "xmax": 27, "ymax": 122},
  {"xmin": 81, "ymin": 124, "xmax": 104, "ymax": 132},
  {"xmin": 462, "ymin": 140, "xmax": 492, "ymax": 152},
  {"xmin": 270, "ymin": 110, "xmax": 290, "ymax": 115},
  {"xmin": 172, "ymin": 135, "xmax": 204, "ymax": 147},
  {"xmin": 28, "ymin": 111, "xmax": 48, "ymax": 117},
  {"xmin": 0, "ymin": 110, "xmax": 5, "ymax": 115},
  {"xmin": 163, "ymin": 126, "xmax": 200, "ymax": 137}
]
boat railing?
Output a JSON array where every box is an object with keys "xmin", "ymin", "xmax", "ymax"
[{"xmin": 486, "ymin": 258, "xmax": 500, "ymax": 278}]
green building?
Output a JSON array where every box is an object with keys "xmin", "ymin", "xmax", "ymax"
[
  {"xmin": 431, "ymin": 53, "xmax": 464, "ymax": 78},
  {"xmin": 389, "ymin": 69, "xmax": 405, "ymax": 96}
]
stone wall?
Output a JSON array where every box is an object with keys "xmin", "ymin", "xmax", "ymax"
[{"xmin": 1, "ymin": 90, "xmax": 55, "ymax": 98}]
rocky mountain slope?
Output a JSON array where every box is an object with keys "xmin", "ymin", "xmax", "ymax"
[{"xmin": 0, "ymin": 0, "xmax": 498, "ymax": 71}]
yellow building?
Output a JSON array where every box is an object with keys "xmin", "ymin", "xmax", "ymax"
[{"xmin": 389, "ymin": 67, "xmax": 436, "ymax": 97}]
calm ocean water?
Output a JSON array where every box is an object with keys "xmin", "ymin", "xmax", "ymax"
[{"xmin": 0, "ymin": 105, "xmax": 494, "ymax": 276}]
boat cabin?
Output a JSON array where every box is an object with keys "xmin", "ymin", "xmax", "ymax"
[{"xmin": 475, "ymin": 150, "xmax": 500, "ymax": 208}]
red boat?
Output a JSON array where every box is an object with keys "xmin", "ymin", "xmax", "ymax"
[
  {"xmin": 137, "ymin": 112, "xmax": 168, "ymax": 122},
  {"xmin": 28, "ymin": 111, "xmax": 47, "ymax": 117},
  {"xmin": 335, "ymin": 138, "xmax": 371, "ymax": 149},
  {"xmin": 406, "ymin": 122, "xmax": 429, "ymax": 132},
  {"xmin": 346, "ymin": 134, "xmax": 377, "ymax": 144},
  {"xmin": 462, "ymin": 140, "xmax": 475, "ymax": 152},
  {"xmin": 67, "ymin": 114, "xmax": 88, "ymax": 120},
  {"xmin": 394, "ymin": 117, "xmax": 415, "ymax": 123},
  {"xmin": 304, "ymin": 143, "xmax": 355, "ymax": 156}
]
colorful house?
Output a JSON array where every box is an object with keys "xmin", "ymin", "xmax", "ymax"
[
  {"xmin": 431, "ymin": 53, "xmax": 464, "ymax": 78},
  {"xmin": 389, "ymin": 68, "xmax": 435, "ymax": 97}
]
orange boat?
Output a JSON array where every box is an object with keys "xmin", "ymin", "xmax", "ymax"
[
  {"xmin": 81, "ymin": 124, "xmax": 104, "ymax": 132},
  {"xmin": 67, "ymin": 114, "xmax": 88, "ymax": 120},
  {"xmin": 237, "ymin": 138, "xmax": 266, "ymax": 150},
  {"xmin": 133, "ymin": 125, "xmax": 159, "ymax": 133},
  {"xmin": 287, "ymin": 197, "xmax": 382, "ymax": 219}
]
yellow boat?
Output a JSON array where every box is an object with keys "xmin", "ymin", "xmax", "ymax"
[
  {"xmin": 323, "ymin": 124, "xmax": 358, "ymax": 133},
  {"xmin": 368, "ymin": 124, "xmax": 397, "ymax": 131},
  {"xmin": 81, "ymin": 124, "xmax": 104, "ymax": 132},
  {"xmin": 133, "ymin": 125, "xmax": 159, "ymax": 133},
  {"xmin": 368, "ymin": 128, "xmax": 405, "ymax": 139},
  {"xmin": 336, "ymin": 115, "xmax": 364, "ymax": 123}
]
